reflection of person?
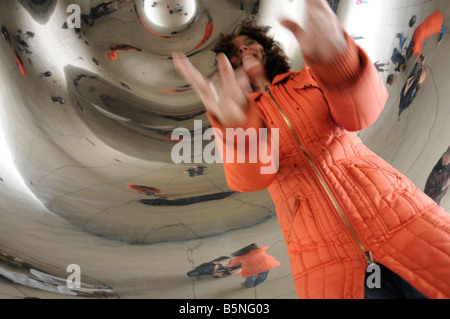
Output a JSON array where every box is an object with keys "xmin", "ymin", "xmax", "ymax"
[
  {"xmin": 173, "ymin": 0, "xmax": 450, "ymax": 299},
  {"xmin": 373, "ymin": 61, "xmax": 388, "ymax": 72},
  {"xmin": 81, "ymin": 1, "xmax": 117, "ymax": 27},
  {"xmin": 126, "ymin": 184, "xmax": 161, "ymax": 196},
  {"xmin": 186, "ymin": 165, "xmax": 207, "ymax": 177},
  {"xmin": 25, "ymin": 31, "xmax": 35, "ymax": 39},
  {"xmin": 424, "ymin": 145, "xmax": 450, "ymax": 206},
  {"xmin": 1, "ymin": 25, "xmax": 11, "ymax": 43},
  {"xmin": 396, "ymin": 33, "xmax": 407, "ymax": 49},
  {"xmin": 8, "ymin": 48, "xmax": 26, "ymax": 77},
  {"xmin": 391, "ymin": 48, "xmax": 406, "ymax": 72},
  {"xmin": 106, "ymin": 44, "xmax": 143, "ymax": 61},
  {"xmin": 398, "ymin": 55, "xmax": 426, "ymax": 119},
  {"xmin": 40, "ymin": 71, "xmax": 52, "ymax": 77},
  {"xmin": 228, "ymin": 244, "xmax": 280, "ymax": 288},
  {"xmin": 406, "ymin": 10, "xmax": 447, "ymax": 60},
  {"xmin": 50, "ymin": 96, "xmax": 65, "ymax": 105}
]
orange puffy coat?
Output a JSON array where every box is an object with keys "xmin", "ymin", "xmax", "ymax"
[
  {"xmin": 228, "ymin": 247, "xmax": 280, "ymax": 278},
  {"xmin": 208, "ymin": 34, "xmax": 450, "ymax": 299},
  {"xmin": 412, "ymin": 10, "xmax": 444, "ymax": 57}
]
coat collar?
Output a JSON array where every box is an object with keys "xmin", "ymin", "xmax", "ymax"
[{"xmin": 250, "ymin": 70, "xmax": 307, "ymax": 100}]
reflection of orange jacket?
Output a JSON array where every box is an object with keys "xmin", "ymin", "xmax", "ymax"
[
  {"xmin": 412, "ymin": 10, "xmax": 444, "ymax": 56},
  {"xmin": 11, "ymin": 48, "xmax": 26, "ymax": 77},
  {"xmin": 228, "ymin": 247, "xmax": 280, "ymax": 278},
  {"xmin": 208, "ymin": 34, "xmax": 450, "ymax": 299}
]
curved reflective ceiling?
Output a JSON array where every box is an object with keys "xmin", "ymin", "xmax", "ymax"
[{"xmin": 0, "ymin": 0, "xmax": 449, "ymax": 299}]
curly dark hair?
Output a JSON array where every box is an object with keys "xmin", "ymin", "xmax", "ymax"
[
  {"xmin": 212, "ymin": 19, "xmax": 291, "ymax": 82},
  {"xmin": 231, "ymin": 243, "xmax": 259, "ymax": 257}
]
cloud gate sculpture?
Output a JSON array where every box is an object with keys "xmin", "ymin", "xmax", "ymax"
[{"xmin": 0, "ymin": 0, "xmax": 449, "ymax": 300}]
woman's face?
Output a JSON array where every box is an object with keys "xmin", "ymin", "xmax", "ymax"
[{"xmin": 229, "ymin": 35, "xmax": 266, "ymax": 69}]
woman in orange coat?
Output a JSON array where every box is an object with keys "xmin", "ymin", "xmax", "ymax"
[
  {"xmin": 228, "ymin": 244, "xmax": 280, "ymax": 288},
  {"xmin": 409, "ymin": 10, "xmax": 446, "ymax": 59},
  {"xmin": 173, "ymin": 0, "xmax": 450, "ymax": 299}
]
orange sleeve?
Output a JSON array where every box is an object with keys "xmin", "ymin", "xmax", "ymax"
[
  {"xmin": 303, "ymin": 32, "xmax": 389, "ymax": 132},
  {"xmin": 207, "ymin": 96, "xmax": 278, "ymax": 192},
  {"xmin": 227, "ymin": 257, "xmax": 241, "ymax": 268}
]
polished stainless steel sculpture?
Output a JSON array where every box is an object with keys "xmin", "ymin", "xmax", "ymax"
[
  {"xmin": 0, "ymin": 0, "xmax": 292, "ymax": 299},
  {"xmin": 1, "ymin": 0, "xmax": 449, "ymax": 299}
]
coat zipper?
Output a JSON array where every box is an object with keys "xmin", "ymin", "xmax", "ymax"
[{"xmin": 265, "ymin": 85, "xmax": 375, "ymax": 267}]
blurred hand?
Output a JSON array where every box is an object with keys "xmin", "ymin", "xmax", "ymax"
[
  {"xmin": 172, "ymin": 52, "xmax": 252, "ymax": 126},
  {"xmin": 279, "ymin": 0, "xmax": 347, "ymax": 62}
]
